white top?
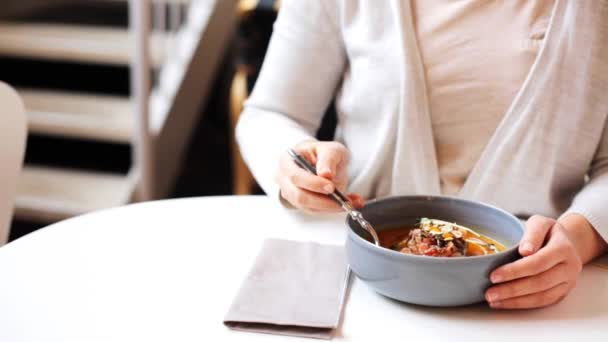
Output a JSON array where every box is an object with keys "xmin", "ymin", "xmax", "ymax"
[
  {"xmin": 412, "ymin": 0, "xmax": 554, "ymax": 195},
  {"xmin": 0, "ymin": 196, "xmax": 606, "ymax": 342},
  {"xmin": 236, "ymin": 0, "xmax": 608, "ymax": 242}
]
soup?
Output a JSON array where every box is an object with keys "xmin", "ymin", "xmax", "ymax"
[{"xmin": 379, "ymin": 218, "xmax": 506, "ymax": 257}]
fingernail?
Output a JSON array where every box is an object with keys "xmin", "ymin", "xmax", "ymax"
[
  {"xmin": 486, "ymin": 291, "xmax": 499, "ymax": 302},
  {"xmin": 491, "ymin": 274, "xmax": 503, "ymax": 283},
  {"xmin": 324, "ymin": 184, "xmax": 334, "ymax": 193},
  {"xmin": 319, "ymin": 168, "xmax": 332, "ymax": 176},
  {"xmin": 521, "ymin": 242, "xmax": 535, "ymax": 254}
]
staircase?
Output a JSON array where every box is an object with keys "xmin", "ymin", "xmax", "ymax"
[
  {"xmin": 1, "ymin": 0, "xmax": 237, "ymax": 223},
  {"xmin": 0, "ymin": 21, "xmax": 168, "ymax": 66}
]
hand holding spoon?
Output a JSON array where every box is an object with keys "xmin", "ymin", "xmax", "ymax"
[{"xmin": 287, "ymin": 148, "xmax": 380, "ymax": 246}]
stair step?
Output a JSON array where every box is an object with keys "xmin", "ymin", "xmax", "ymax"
[
  {"xmin": 0, "ymin": 22, "xmax": 167, "ymax": 66},
  {"xmin": 15, "ymin": 166, "xmax": 136, "ymax": 223},
  {"xmin": 20, "ymin": 89, "xmax": 133, "ymax": 143}
]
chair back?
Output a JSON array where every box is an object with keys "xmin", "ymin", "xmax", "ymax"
[{"xmin": 0, "ymin": 82, "xmax": 27, "ymax": 245}]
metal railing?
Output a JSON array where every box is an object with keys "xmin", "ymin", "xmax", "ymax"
[{"xmin": 129, "ymin": 0, "xmax": 189, "ymax": 201}]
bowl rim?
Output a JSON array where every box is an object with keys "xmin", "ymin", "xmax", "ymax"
[{"xmin": 346, "ymin": 195, "xmax": 524, "ymax": 263}]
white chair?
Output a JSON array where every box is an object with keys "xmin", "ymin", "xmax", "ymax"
[{"xmin": 0, "ymin": 82, "xmax": 27, "ymax": 245}]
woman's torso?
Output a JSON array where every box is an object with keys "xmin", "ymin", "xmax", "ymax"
[
  {"xmin": 412, "ymin": 0, "xmax": 555, "ymax": 195},
  {"xmin": 332, "ymin": 0, "xmax": 608, "ymax": 218}
]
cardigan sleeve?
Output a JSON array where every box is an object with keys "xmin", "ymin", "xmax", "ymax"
[
  {"xmin": 235, "ymin": 0, "xmax": 346, "ymax": 199},
  {"xmin": 563, "ymin": 118, "xmax": 608, "ymax": 243}
]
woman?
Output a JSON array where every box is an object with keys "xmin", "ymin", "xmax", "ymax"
[{"xmin": 236, "ymin": 0, "xmax": 608, "ymax": 309}]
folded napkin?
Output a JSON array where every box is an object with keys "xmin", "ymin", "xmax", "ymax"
[{"xmin": 224, "ymin": 239, "xmax": 349, "ymax": 340}]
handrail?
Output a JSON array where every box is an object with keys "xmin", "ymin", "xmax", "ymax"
[{"xmin": 129, "ymin": 0, "xmax": 155, "ymax": 200}]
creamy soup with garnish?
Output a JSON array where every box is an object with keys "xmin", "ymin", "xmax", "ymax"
[{"xmin": 379, "ymin": 218, "xmax": 506, "ymax": 257}]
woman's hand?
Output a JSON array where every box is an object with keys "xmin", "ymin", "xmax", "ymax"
[
  {"xmin": 485, "ymin": 214, "xmax": 607, "ymax": 309},
  {"xmin": 485, "ymin": 215, "xmax": 582, "ymax": 309},
  {"xmin": 276, "ymin": 140, "xmax": 364, "ymax": 213}
]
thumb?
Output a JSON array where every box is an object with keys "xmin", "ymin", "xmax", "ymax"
[
  {"xmin": 520, "ymin": 215, "xmax": 555, "ymax": 256},
  {"xmin": 316, "ymin": 144, "xmax": 347, "ymax": 181}
]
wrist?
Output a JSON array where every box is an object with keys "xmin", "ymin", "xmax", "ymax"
[{"xmin": 559, "ymin": 213, "xmax": 608, "ymax": 264}]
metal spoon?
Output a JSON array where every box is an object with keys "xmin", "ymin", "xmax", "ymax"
[{"xmin": 287, "ymin": 149, "xmax": 380, "ymax": 246}]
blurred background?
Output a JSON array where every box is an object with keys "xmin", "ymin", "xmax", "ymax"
[{"xmin": 1, "ymin": 0, "xmax": 294, "ymax": 241}]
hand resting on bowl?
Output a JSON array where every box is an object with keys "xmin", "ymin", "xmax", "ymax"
[{"xmin": 485, "ymin": 214, "xmax": 606, "ymax": 309}]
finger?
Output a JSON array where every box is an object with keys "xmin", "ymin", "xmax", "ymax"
[
  {"xmin": 486, "ymin": 263, "xmax": 569, "ymax": 302},
  {"xmin": 489, "ymin": 282, "xmax": 571, "ymax": 309},
  {"xmin": 333, "ymin": 155, "xmax": 350, "ymax": 191},
  {"xmin": 348, "ymin": 193, "xmax": 365, "ymax": 209},
  {"xmin": 490, "ymin": 238, "xmax": 566, "ymax": 283},
  {"xmin": 280, "ymin": 155, "xmax": 335, "ymax": 194},
  {"xmin": 520, "ymin": 215, "xmax": 555, "ymax": 256},
  {"xmin": 279, "ymin": 178, "xmax": 342, "ymax": 212},
  {"xmin": 293, "ymin": 140, "xmax": 318, "ymax": 165},
  {"xmin": 315, "ymin": 143, "xmax": 347, "ymax": 180},
  {"xmin": 297, "ymin": 149, "xmax": 318, "ymax": 166}
]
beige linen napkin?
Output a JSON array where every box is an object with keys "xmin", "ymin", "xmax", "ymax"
[{"xmin": 224, "ymin": 239, "xmax": 349, "ymax": 340}]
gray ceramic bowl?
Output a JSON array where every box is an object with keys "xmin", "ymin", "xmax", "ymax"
[{"xmin": 346, "ymin": 195, "xmax": 524, "ymax": 307}]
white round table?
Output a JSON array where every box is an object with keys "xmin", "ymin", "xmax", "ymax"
[{"xmin": 0, "ymin": 196, "xmax": 606, "ymax": 341}]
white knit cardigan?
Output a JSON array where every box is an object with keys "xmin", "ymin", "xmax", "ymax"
[{"xmin": 236, "ymin": 0, "xmax": 608, "ymax": 242}]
